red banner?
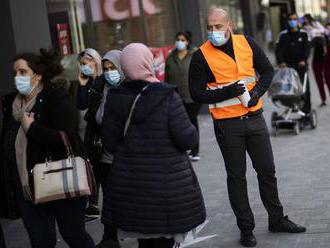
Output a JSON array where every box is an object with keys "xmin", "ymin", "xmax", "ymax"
[
  {"xmin": 56, "ymin": 23, "xmax": 72, "ymax": 56},
  {"xmin": 150, "ymin": 46, "xmax": 175, "ymax": 81}
]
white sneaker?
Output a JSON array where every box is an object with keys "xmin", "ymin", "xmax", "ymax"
[{"xmin": 190, "ymin": 155, "xmax": 200, "ymax": 162}]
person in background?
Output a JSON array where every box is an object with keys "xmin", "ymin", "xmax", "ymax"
[
  {"xmin": 304, "ymin": 14, "xmax": 328, "ymax": 106},
  {"xmin": 76, "ymin": 48, "xmax": 104, "ymax": 220},
  {"xmin": 0, "ymin": 49, "xmax": 95, "ymax": 248},
  {"xmin": 276, "ymin": 13, "xmax": 311, "ymax": 113},
  {"xmin": 101, "ymin": 43, "xmax": 206, "ymax": 248},
  {"xmin": 165, "ymin": 31, "xmax": 202, "ymax": 162},
  {"xmin": 190, "ymin": 8, "xmax": 306, "ymax": 247},
  {"xmin": 322, "ymin": 22, "xmax": 330, "ymax": 105},
  {"xmin": 94, "ymin": 50, "xmax": 125, "ymax": 248},
  {"xmin": 303, "ymin": 13, "xmax": 326, "ymax": 40}
]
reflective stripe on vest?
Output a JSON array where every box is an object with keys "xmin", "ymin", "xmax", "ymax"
[
  {"xmin": 208, "ymin": 76, "xmax": 256, "ymax": 109},
  {"xmin": 200, "ymin": 35, "xmax": 263, "ymax": 120}
]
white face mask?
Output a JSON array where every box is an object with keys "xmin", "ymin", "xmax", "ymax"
[
  {"xmin": 104, "ymin": 70, "xmax": 121, "ymax": 86},
  {"xmin": 207, "ymin": 30, "xmax": 229, "ymax": 47},
  {"xmin": 80, "ymin": 64, "xmax": 94, "ymax": 77},
  {"xmin": 175, "ymin": 40, "xmax": 187, "ymax": 51},
  {"xmin": 15, "ymin": 76, "xmax": 33, "ymax": 96}
]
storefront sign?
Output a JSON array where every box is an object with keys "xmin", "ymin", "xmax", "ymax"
[
  {"xmin": 92, "ymin": 0, "xmax": 162, "ymax": 21},
  {"xmin": 56, "ymin": 23, "xmax": 72, "ymax": 56}
]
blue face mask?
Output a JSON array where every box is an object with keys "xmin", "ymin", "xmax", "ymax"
[
  {"xmin": 80, "ymin": 64, "xmax": 94, "ymax": 77},
  {"xmin": 15, "ymin": 76, "xmax": 33, "ymax": 96},
  {"xmin": 208, "ymin": 31, "xmax": 229, "ymax": 47},
  {"xmin": 104, "ymin": 70, "xmax": 121, "ymax": 87},
  {"xmin": 288, "ymin": 20, "xmax": 298, "ymax": 29},
  {"xmin": 175, "ymin": 40, "xmax": 187, "ymax": 51}
]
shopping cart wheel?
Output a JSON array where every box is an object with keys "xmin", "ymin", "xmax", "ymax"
[
  {"xmin": 271, "ymin": 112, "xmax": 279, "ymax": 127},
  {"xmin": 310, "ymin": 110, "xmax": 317, "ymax": 129},
  {"xmin": 293, "ymin": 122, "xmax": 300, "ymax": 135}
]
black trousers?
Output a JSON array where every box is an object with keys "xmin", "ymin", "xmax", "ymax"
[
  {"xmin": 16, "ymin": 192, "xmax": 95, "ymax": 248},
  {"xmin": 89, "ymin": 163, "xmax": 118, "ymax": 242},
  {"xmin": 138, "ymin": 238, "xmax": 175, "ymax": 248},
  {"xmin": 89, "ymin": 162, "xmax": 111, "ymax": 206},
  {"xmin": 184, "ymin": 103, "xmax": 202, "ymax": 155},
  {"xmin": 214, "ymin": 114, "xmax": 284, "ymax": 231}
]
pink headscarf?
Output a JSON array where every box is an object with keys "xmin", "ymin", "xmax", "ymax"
[{"xmin": 120, "ymin": 43, "xmax": 160, "ymax": 83}]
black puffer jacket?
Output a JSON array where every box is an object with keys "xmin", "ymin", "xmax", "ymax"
[{"xmin": 101, "ymin": 80, "xmax": 206, "ymax": 234}]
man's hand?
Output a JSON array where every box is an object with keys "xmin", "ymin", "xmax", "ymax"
[
  {"xmin": 279, "ymin": 63, "xmax": 287, "ymax": 68},
  {"xmin": 21, "ymin": 112, "xmax": 35, "ymax": 133},
  {"xmin": 223, "ymin": 82, "xmax": 245, "ymax": 99},
  {"xmin": 248, "ymin": 90, "xmax": 259, "ymax": 108},
  {"xmin": 298, "ymin": 61, "xmax": 306, "ymax": 68}
]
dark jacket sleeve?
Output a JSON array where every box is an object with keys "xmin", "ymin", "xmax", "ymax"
[
  {"xmin": 77, "ymin": 78, "xmax": 94, "ymax": 110},
  {"xmin": 189, "ymin": 51, "xmax": 233, "ymax": 104},
  {"xmin": 101, "ymin": 115, "xmax": 123, "ymax": 154},
  {"xmin": 100, "ymin": 91, "xmax": 129, "ymax": 154},
  {"xmin": 27, "ymin": 91, "xmax": 79, "ymax": 150},
  {"xmin": 246, "ymin": 36, "xmax": 274, "ymax": 97},
  {"xmin": 164, "ymin": 56, "xmax": 170, "ymax": 84},
  {"xmin": 275, "ymin": 32, "xmax": 286, "ymax": 65},
  {"xmin": 168, "ymin": 91, "xmax": 198, "ymax": 151}
]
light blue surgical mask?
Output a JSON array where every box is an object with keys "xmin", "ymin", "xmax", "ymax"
[
  {"xmin": 15, "ymin": 76, "xmax": 33, "ymax": 96},
  {"xmin": 104, "ymin": 70, "xmax": 121, "ymax": 87},
  {"xmin": 208, "ymin": 31, "xmax": 229, "ymax": 47},
  {"xmin": 80, "ymin": 64, "xmax": 94, "ymax": 77},
  {"xmin": 288, "ymin": 20, "xmax": 298, "ymax": 29},
  {"xmin": 175, "ymin": 40, "xmax": 187, "ymax": 51}
]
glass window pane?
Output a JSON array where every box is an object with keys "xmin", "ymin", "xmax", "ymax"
[{"xmin": 144, "ymin": 0, "xmax": 178, "ymax": 47}]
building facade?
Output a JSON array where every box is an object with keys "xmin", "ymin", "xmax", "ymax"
[{"xmin": 1, "ymin": 0, "xmax": 329, "ymax": 101}]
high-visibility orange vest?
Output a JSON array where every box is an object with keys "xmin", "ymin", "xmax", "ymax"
[{"xmin": 200, "ymin": 34, "xmax": 262, "ymax": 120}]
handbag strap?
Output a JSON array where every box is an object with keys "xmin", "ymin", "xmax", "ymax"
[
  {"xmin": 59, "ymin": 131, "xmax": 74, "ymax": 157},
  {"xmin": 123, "ymin": 84, "xmax": 150, "ymax": 137}
]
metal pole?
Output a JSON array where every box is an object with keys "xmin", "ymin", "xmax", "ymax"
[
  {"xmin": 83, "ymin": 0, "xmax": 97, "ymax": 49},
  {"xmin": 69, "ymin": 0, "xmax": 80, "ymax": 53},
  {"xmin": 138, "ymin": 0, "xmax": 149, "ymax": 45},
  {"xmin": 75, "ymin": 1, "xmax": 86, "ymax": 50}
]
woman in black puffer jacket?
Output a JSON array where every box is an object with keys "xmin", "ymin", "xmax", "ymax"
[{"xmin": 101, "ymin": 43, "xmax": 206, "ymax": 248}]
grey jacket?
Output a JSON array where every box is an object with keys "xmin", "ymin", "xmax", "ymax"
[{"xmin": 165, "ymin": 48, "xmax": 196, "ymax": 103}]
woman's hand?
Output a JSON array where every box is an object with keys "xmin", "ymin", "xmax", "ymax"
[
  {"xmin": 78, "ymin": 73, "xmax": 89, "ymax": 86},
  {"xmin": 298, "ymin": 61, "xmax": 306, "ymax": 68},
  {"xmin": 21, "ymin": 112, "xmax": 35, "ymax": 132}
]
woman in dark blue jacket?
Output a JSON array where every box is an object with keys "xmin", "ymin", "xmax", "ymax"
[{"xmin": 101, "ymin": 43, "xmax": 206, "ymax": 248}]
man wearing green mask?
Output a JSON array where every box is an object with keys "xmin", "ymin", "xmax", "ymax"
[{"xmin": 189, "ymin": 8, "xmax": 306, "ymax": 247}]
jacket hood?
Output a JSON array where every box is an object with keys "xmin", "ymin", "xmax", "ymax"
[
  {"xmin": 106, "ymin": 80, "xmax": 176, "ymax": 124},
  {"xmin": 102, "ymin": 50, "xmax": 125, "ymax": 83}
]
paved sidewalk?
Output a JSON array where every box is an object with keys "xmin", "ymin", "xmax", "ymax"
[{"xmin": 3, "ymin": 71, "xmax": 330, "ymax": 248}]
